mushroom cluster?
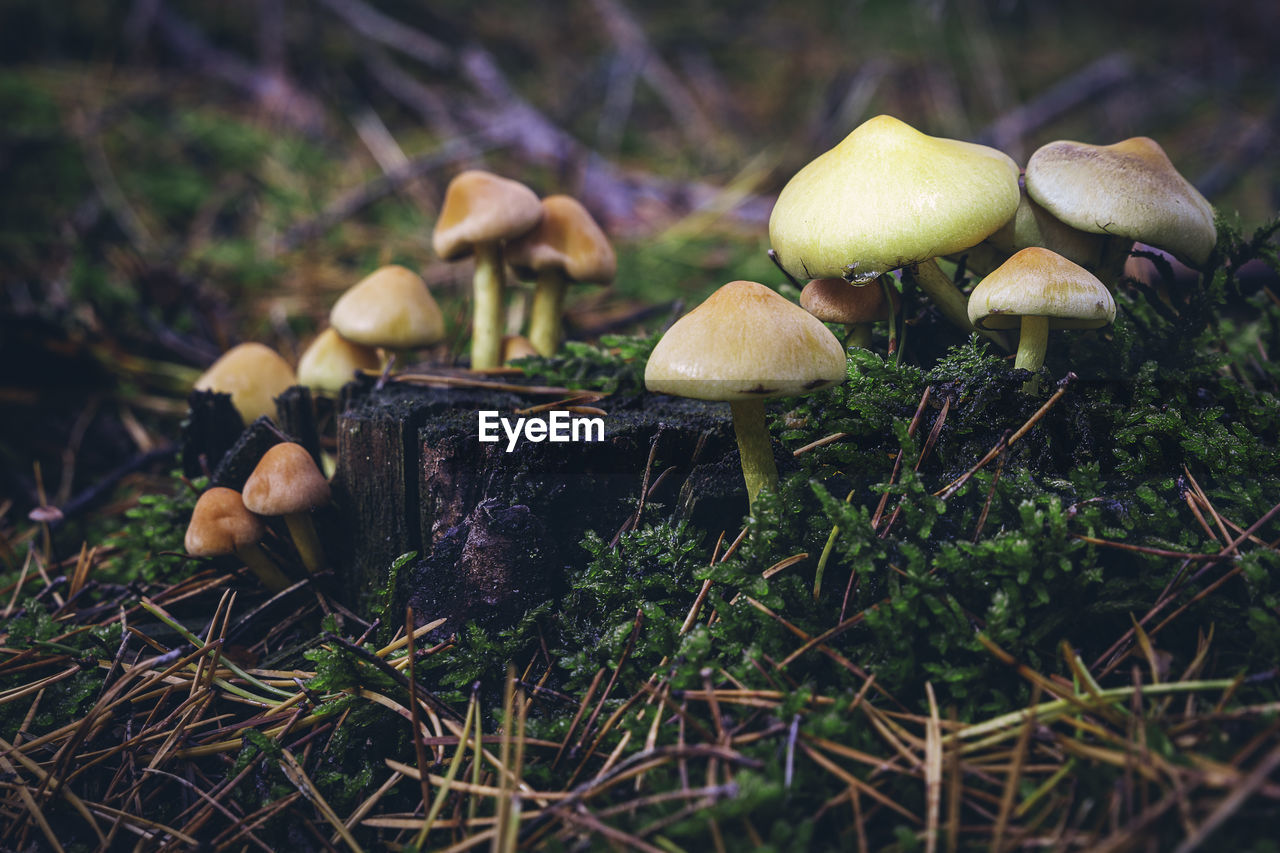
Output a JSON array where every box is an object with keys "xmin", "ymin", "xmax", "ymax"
[
  {"xmin": 433, "ymin": 172, "xmax": 616, "ymax": 366},
  {"xmin": 185, "ymin": 442, "xmax": 332, "ymax": 590}
]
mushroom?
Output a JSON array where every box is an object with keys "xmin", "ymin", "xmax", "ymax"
[
  {"xmin": 645, "ymin": 280, "xmax": 846, "ymax": 509},
  {"xmin": 1024, "ymin": 136, "xmax": 1217, "ymax": 279},
  {"xmin": 185, "ymin": 487, "xmax": 291, "ymax": 591},
  {"xmin": 799, "ymin": 277, "xmax": 900, "ymax": 350},
  {"xmin": 501, "ymin": 334, "xmax": 540, "ymax": 364},
  {"xmin": 329, "ymin": 265, "xmax": 445, "ymax": 367},
  {"xmin": 432, "ymin": 170, "xmax": 543, "ymax": 370},
  {"xmin": 505, "ymin": 194, "xmax": 617, "ymax": 357},
  {"xmin": 768, "ymin": 114, "xmax": 1020, "ymax": 343},
  {"xmin": 241, "ymin": 442, "xmax": 331, "ymax": 575},
  {"xmin": 296, "ymin": 328, "xmax": 381, "ymax": 394},
  {"xmin": 959, "ymin": 179, "xmax": 1113, "ymax": 278},
  {"xmin": 967, "ymin": 247, "xmax": 1116, "ymax": 393},
  {"xmin": 193, "ymin": 342, "xmax": 296, "ymax": 426}
]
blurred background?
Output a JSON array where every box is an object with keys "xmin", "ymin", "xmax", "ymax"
[{"xmin": 2, "ymin": 0, "xmax": 1278, "ymax": 511}]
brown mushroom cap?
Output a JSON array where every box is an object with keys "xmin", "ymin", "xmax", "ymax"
[
  {"xmin": 185, "ymin": 487, "xmax": 266, "ymax": 557},
  {"xmin": 329, "ymin": 265, "xmax": 445, "ymax": 350},
  {"xmin": 968, "ymin": 247, "xmax": 1116, "ymax": 331},
  {"xmin": 644, "ymin": 280, "xmax": 846, "ymax": 401},
  {"xmin": 505, "ymin": 195, "xmax": 617, "ymax": 285},
  {"xmin": 799, "ymin": 278, "xmax": 899, "ymax": 325},
  {"xmin": 432, "ymin": 170, "xmax": 544, "ymax": 261},
  {"xmin": 193, "ymin": 343, "xmax": 296, "ymax": 425},
  {"xmin": 1024, "ymin": 137, "xmax": 1216, "ymax": 266},
  {"xmin": 242, "ymin": 442, "xmax": 331, "ymax": 516}
]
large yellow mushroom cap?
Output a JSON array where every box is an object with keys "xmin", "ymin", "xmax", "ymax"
[
  {"xmin": 193, "ymin": 343, "xmax": 296, "ymax": 425},
  {"xmin": 769, "ymin": 115, "xmax": 1020, "ymax": 283},
  {"xmin": 644, "ymin": 280, "xmax": 846, "ymax": 401},
  {"xmin": 968, "ymin": 247, "xmax": 1116, "ymax": 331},
  {"xmin": 1024, "ymin": 137, "xmax": 1216, "ymax": 267},
  {"xmin": 329, "ymin": 265, "xmax": 445, "ymax": 350},
  {"xmin": 431, "ymin": 170, "xmax": 543, "ymax": 261}
]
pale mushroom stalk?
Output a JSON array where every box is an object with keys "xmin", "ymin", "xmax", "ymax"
[
  {"xmin": 843, "ymin": 323, "xmax": 872, "ymax": 350},
  {"xmin": 879, "ymin": 275, "xmax": 898, "ymax": 354},
  {"xmin": 1014, "ymin": 315, "xmax": 1050, "ymax": 394},
  {"xmin": 729, "ymin": 399, "xmax": 779, "ymax": 508},
  {"xmin": 528, "ymin": 268, "xmax": 569, "ymax": 357},
  {"xmin": 472, "ymin": 242, "xmax": 507, "ymax": 370},
  {"xmin": 909, "ymin": 259, "xmax": 1010, "ymax": 350},
  {"xmin": 283, "ymin": 512, "xmax": 327, "ymax": 575},
  {"xmin": 238, "ymin": 543, "xmax": 293, "ymax": 592}
]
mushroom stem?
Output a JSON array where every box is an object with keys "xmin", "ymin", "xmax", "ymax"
[
  {"xmin": 528, "ymin": 268, "xmax": 568, "ymax": 357},
  {"xmin": 471, "ymin": 242, "xmax": 506, "ymax": 370},
  {"xmin": 729, "ymin": 398, "xmax": 779, "ymax": 510},
  {"xmin": 843, "ymin": 323, "xmax": 873, "ymax": 350},
  {"xmin": 235, "ymin": 543, "xmax": 292, "ymax": 592},
  {"xmin": 1014, "ymin": 314, "xmax": 1049, "ymax": 394},
  {"xmin": 879, "ymin": 275, "xmax": 898, "ymax": 355},
  {"xmin": 909, "ymin": 259, "xmax": 1011, "ymax": 351},
  {"xmin": 284, "ymin": 512, "xmax": 327, "ymax": 575}
]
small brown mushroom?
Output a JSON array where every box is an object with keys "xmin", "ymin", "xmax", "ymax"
[
  {"xmin": 242, "ymin": 442, "xmax": 331, "ymax": 575},
  {"xmin": 186, "ymin": 487, "xmax": 291, "ymax": 591}
]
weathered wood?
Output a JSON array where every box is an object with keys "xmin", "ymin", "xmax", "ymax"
[{"xmin": 332, "ymin": 376, "xmax": 749, "ymax": 624}]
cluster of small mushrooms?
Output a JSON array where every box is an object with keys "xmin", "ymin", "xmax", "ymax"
[{"xmin": 186, "ymin": 114, "xmax": 1217, "ymax": 585}]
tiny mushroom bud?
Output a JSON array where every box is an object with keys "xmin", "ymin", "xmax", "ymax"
[
  {"xmin": 432, "ymin": 170, "xmax": 544, "ymax": 370},
  {"xmin": 1024, "ymin": 136, "xmax": 1217, "ymax": 275},
  {"xmin": 186, "ymin": 487, "xmax": 291, "ymax": 591},
  {"xmin": 501, "ymin": 334, "xmax": 540, "ymax": 364},
  {"xmin": 242, "ymin": 442, "xmax": 331, "ymax": 575},
  {"xmin": 800, "ymin": 277, "xmax": 899, "ymax": 350},
  {"xmin": 297, "ymin": 328, "xmax": 381, "ymax": 394},
  {"xmin": 769, "ymin": 114, "xmax": 1019, "ymax": 345},
  {"xmin": 645, "ymin": 280, "xmax": 846, "ymax": 509},
  {"xmin": 329, "ymin": 265, "xmax": 445, "ymax": 364},
  {"xmin": 193, "ymin": 342, "xmax": 296, "ymax": 426},
  {"xmin": 505, "ymin": 194, "xmax": 617, "ymax": 357},
  {"xmin": 967, "ymin": 247, "xmax": 1115, "ymax": 393}
]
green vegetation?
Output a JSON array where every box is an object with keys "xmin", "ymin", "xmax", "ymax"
[{"xmin": 3, "ymin": 1, "xmax": 1280, "ymax": 848}]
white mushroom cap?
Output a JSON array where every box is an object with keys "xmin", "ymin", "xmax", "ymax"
[
  {"xmin": 968, "ymin": 247, "xmax": 1116, "ymax": 331},
  {"xmin": 644, "ymin": 280, "xmax": 847, "ymax": 401},
  {"xmin": 1024, "ymin": 137, "xmax": 1216, "ymax": 266}
]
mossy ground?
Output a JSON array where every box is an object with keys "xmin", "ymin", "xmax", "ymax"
[{"xmin": 3, "ymin": 3, "xmax": 1280, "ymax": 848}]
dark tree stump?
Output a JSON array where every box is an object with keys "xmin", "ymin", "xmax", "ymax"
[{"xmin": 330, "ymin": 376, "xmax": 751, "ymax": 624}]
